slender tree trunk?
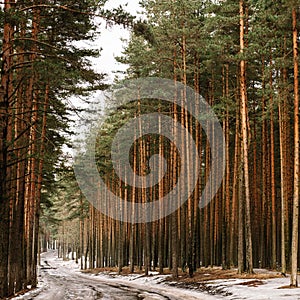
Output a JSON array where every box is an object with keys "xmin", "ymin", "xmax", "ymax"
[
  {"xmin": 170, "ymin": 43, "xmax": 179, "ymax": 278},
  {"xmin": 238, "ymin": 150, "xmax": 244, "ymax": 274},
  {"xmin": 158, "ymin": 111, "xmax": 165, "ymax": 274},
  {"xmin": 260, "ymin": 58, "xmax": 268, "ymax": 268},
  {"xmin": 239, "ymin": 0, "xmax": 253, "ymax": 274},
  {"xmin": 230, "ymin": 100, "xmax": 240, "ymax": 268},
  {"xmin": 129, "ymin": 128, "xmax": 137, "ymax": 273},
  {"xmin": 269, "ymin": 58, "xmax": 277, "ymax": 270},
  {"xmin": 279, "ymin": 99, "xmax": 287, "ymax": 274},
  {"xmin": 290, "ymin": 7, "xmax": 299, "ymax": 287},
  {"xmin": 0, "ymin": 0, "xmax": 14, "ymax": 296},
  {"xmin": 279, "ymin": 36, "xmax": 290, "ymax": 273}
]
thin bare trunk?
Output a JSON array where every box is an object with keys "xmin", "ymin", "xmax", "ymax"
[
  {"xmin": 290, "ymin": 7, "xmax": 299, "ymax": 287},
  {"xmin": 239, "ymin": 0, "xmax": 253, "ymax": 273}
]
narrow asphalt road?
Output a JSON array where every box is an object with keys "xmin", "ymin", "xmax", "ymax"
[{"xmin": 16, "ymin": 251, "xmax": 213, "ymax": 300}]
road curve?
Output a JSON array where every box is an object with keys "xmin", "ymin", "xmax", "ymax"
[{"xmin": 16, "ymin": 251, "xmax": 213, "ymax": 300}]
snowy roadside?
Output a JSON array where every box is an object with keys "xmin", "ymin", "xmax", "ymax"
[
  {"xmin": 11, "ymin": 251, "xmax": 300, "ymax": 300},
  {"xmin": 203, "ymin": 276, "xmax": 300, "ymax": 300},
  {"xmin": 85, "ymin": 268, "xmax": 300, "ymax": 300}
]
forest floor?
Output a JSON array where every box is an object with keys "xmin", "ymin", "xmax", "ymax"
[{"xmin": 85, "ymin": 265, "xmax": 300, "ymax": 299}]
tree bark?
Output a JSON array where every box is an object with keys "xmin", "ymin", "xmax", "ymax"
[
  {"xmin": 239, "ymin": 0, "xmax": 253, "ymax": 274},
  {"xmin": 290, "ymin": 7, "xmax": 299, "ymax": 287}
]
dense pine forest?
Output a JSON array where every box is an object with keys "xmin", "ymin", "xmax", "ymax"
[
  {"xmin": 1, "ymin": 0, "xmax": 300, "ymax": 298},
  {"xmin": 0, "ymin": 0, "xmax": 133, "ymax": 298}
]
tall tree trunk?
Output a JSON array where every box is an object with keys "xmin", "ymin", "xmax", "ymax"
[
  {"xmin": 238, "ymin": 149, "xmax": 244, "ymax": 274},
  {"xmin": 129, "ymin": 128, "xmax": 137, "ymax": 273},
  {"xmin": 290, "ymin": 7, "xmax": 299, "ymax": 287},
  {"xmin": 230, "ymin": 90, "xmax": 240, "ymax": 268},
  {"xmin": 158, "ymin": 111, "xmax": 165, "ymax": 274},
  {"xmin": 0, "ymin": 0, "xmax": 14, "ymax": 296},
  {"xmin": 260, "ymin": 57, "xmax": 268, "ymax": 268},
  {"xmin": 279, "ymin": 97, "xmax": 287, "ymax": 274},
  {"xmin": 171, "ymin": 48, "xmax": 178, "ymax": 277},
  {"xmin": 279, "ymin": 35, "xmax": 290, "ymax": 273},
  {"xmin": 269, "ymin": 58, "xmax": 276, "ymax": 270},
  {"xmin": 239, "ymin": 0, "xmax": 253, "ymax": 274}
]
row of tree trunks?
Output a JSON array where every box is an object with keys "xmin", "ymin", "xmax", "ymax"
[
  {"xmin": 48, "ymin": 0, "xmax": 300, "ymax": 285},
  {"xmin": 0, "ymin": 2, "xmax": 50, "ymax": 296}
]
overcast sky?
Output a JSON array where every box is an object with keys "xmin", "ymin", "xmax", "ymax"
[
  {"xmin": 92, "ymin": 0, "xmax": 143, "ymax": 82},
  {"xmin": 66, "ymin": 1, "xmax": 143, "ymax": 156}
]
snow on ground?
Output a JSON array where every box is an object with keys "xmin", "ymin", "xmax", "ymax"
[
  {"xmin": 12, "ymin": 251, "xmax": 300, "ymax": 300},
  {"xmin": 90, "ymin": 269, "xmax": 300, "ymax": 300},
  {"xmin": 78, "ymin": 267, "xmax": 220, "ymax": 299},
  {"xmin": 13, "ymin": 251, "xmax": 217, "ymax": 299},
  {"xmin": 206, "ymin": 277, "xmax": 300, "ymax": 300}
]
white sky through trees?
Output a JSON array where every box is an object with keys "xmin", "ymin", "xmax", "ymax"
[
  {"xmin": 95, "ymin": 0, "xmax": 142, "ymax": 82},
  {"xmin": 66, "ymin": 1, "xmax": 142, "ymax": 157}
]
